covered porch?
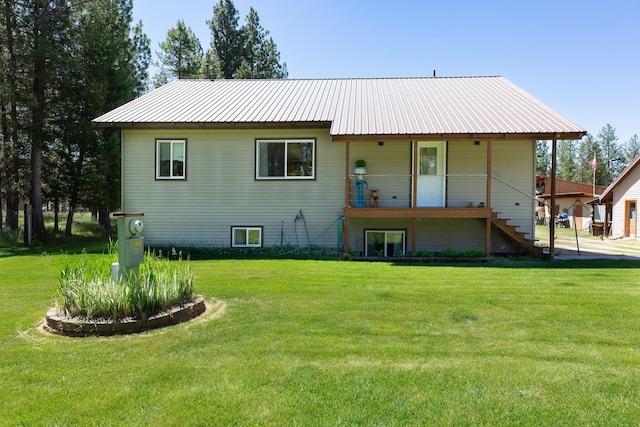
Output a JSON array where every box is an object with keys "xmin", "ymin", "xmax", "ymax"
[{"xmin": 341, "ymin": 138, "xmax": 499, "ymax": 256}]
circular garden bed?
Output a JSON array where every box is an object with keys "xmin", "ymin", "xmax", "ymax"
[{"xmin": 45, "ymin": 295, "xmax": 207, "ymax": 337}]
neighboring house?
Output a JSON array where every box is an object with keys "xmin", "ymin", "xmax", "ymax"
[
  {"xmin": 595, "ymin": 154, "xmax": 640, "ymax": 238},
  {"xmin": 93, "ymin": 77, "xmax": 585, "ymax": 257},
  {"xmin": 535, "ymin": 176, "xmax": 605, "ymax": 229}
]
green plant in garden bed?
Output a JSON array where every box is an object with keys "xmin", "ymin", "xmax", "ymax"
[{"xmin": 57, "ymin": 249, "xmax": 195, "ymax": 320}]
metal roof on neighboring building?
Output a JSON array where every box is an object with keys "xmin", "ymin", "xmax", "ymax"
[{"xmin": 93, "ymin": 76, "xmax": 586, "ymax": 140}]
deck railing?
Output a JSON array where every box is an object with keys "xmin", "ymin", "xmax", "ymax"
[
  {"xmin": 347, "ymin": 173, "xmax": 489, "ymax": 209},
  {"xmin": 347, "ymin": 173, "xmax": 535, "ymax": 211}
]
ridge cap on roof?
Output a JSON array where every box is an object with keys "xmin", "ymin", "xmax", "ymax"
[{"xmin": 179, "ymin": 75, "xmax": 505, "ymax": 83}]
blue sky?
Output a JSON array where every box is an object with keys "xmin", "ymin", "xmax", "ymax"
[{"xmin": 132, "ymin": 0, "xmax": 639, "ymax": 143}]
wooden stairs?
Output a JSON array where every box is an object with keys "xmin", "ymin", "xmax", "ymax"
[{"xmin": 490, "ymin": 211, "xmax": 545, "ymax": 258}]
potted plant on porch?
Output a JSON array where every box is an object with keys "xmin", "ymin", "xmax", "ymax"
[{"xmin": 354, "ymin": 159, "xmax": 367, "ymax": 176}]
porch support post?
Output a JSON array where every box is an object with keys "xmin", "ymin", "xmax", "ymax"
[
  {"xmin": 550, "ymin": 139, "xmax": 557, "ymax": 260},
  {"xmin": 412, "ymin": 141, "xmax": 419, "ymax": 254},
  {"xmin": 485, "ymin": 139, "xmax": 493, "ymax": 256},
  {"xmin": 412, "ymin": 141, "xmax": 418, "ymax": 208},
  {"xmin": 412, "ymin": 217, "xmax": 417, "ymax": 253},
  {"xmin": 344, "ymin": 141, "xmax": 350, "ymax": 256}
]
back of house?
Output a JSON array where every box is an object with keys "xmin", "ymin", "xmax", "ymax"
[{"xmin": 94, "ymin": 76, "xmax": 585, "ymax": 257}]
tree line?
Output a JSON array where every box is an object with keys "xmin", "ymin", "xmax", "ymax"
[
  {"xmin": 537, "ymin": 124, "xmax": 640, "ymax": 188},
  {"xmin": 0, "ymin": 0, "xmax": 286, "ymax": 242},
  {"xmin": 154, "ymin": 0, "xmax": 287, "ymax": 85},
  {"xmin": 0, "ymin": 0, "xmax": 150, "ymax": 240}
]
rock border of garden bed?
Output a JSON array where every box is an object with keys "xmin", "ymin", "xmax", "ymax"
[{"xmin": 44, "ymin": 295, "xmax": 207, "ymax": 337}]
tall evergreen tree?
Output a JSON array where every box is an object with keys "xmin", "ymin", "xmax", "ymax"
[
  {"xmin": 557, "ymin": 140, "xmax": 579, "ymax": 182},
  {"xmin": 237, "ymin": 7, "xmax": 287, "ymax": 79},
  {"xmin": 57, "ymin": 0, "xmax": 149, "ymax": 235},
  {"xmin": 0, "ymin": 0, "xmax": 23, "ymax": 231},
  {"xmin": 623, "ymin": 134, "xmax": 640, "ymax": 165},
  {"xmin": 154, "ymin": 20, "xmax": 203, "ymax": 86},
  {"xmin": 132, "ymin": 20, "xmax": 152, "ymax": 95},
  {"xmin": 536, "ymin": 140, "xmax": 550, "ymax": 176},
  {"xmin": 207, "ymin": 0, "xmax": 287, "ymax": 79},
  {"xmin": 207, "ymin": 0, "xmax": 243, "ymax": 79},
  {"xmin": 576, "ymin": 133, "xmax": 606, "ymax": 186},
  {"xmin": 23, "ymin": 0, "xmax": 75, "ymax": 241},
  {"xmin": 596, "ymin": 123, "xmax": 622, "ymax": 183},
  {"xmin": 0, "ymin": 0, "xmax": 149, "ymax": 241}
]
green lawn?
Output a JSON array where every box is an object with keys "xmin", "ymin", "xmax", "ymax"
[{"xmin": 1, "ymin": 243, "xmax": 640, "ymax": 425}]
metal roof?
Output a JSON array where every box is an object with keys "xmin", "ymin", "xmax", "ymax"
[{"xmin": 93, "ymin": 76, "xmax": 586, "ymax": 140}]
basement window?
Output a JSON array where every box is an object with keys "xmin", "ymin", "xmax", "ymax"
[
  {"xmin": 365, "ymin": 230, "xmax": 406, "ymax": 257},
  {"xmin": 156, "ymin": 139, "xmax": 186, "ymax": 179},
  {"xmin": 232, "ymin": 226, "xmax": 263, "ymax": 248},
  {"xmin": 256, "ymin": 139, "xmax": 315, "ymax": 179}
]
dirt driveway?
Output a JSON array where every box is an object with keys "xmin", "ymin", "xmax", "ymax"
[{"xmin": 535, "ymin": 225, "xmax": 640, "ymax": 260}]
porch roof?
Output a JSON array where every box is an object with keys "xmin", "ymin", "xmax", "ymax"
[{"xmin": 94, "ymin": 76, "xmax": 586, "ymax": 140}]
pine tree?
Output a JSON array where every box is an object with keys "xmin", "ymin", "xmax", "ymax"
[
  {"xmin": 596, "ymin": 123, "xmax": 622, "ymax": 183},
  {"xmin": 536, "ymin": 140, "xmax": 550, "ymax": 176},
  {"xmin": 237, "ymin": 7, "xmax": 287, "ymax": 79},
  {"xmin": 207, "ymin": 0, "xmax": 243, "ymax": 79},
  {"xmin": 623, "ymin": 134, "xmax": 640, "ymax": 164},
  {"xmin": 132, "ymin": 21, "xmax": 152, "ymax": 95},
  {"xmin": 207, "ymin": 0, "xmax": 287, "ymax": 79},
  {"xmin": 557, "ymin": 140, "xmax": 579, "ymax": 182},
  {"xmin": 22, "ymin": 0, "xmax": 75, "ymax": 241},
  {"xmin": 154, "ymin": 20, "xmax": 203, "ymax": 86},
  {"xmin": 0, "ymin": 0, "xmax": 23, "ymax": 231}
]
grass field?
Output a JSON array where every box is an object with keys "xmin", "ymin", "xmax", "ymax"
[{"xmin": 1, "ymin": 241, "xmax": 640, "ymax": 425}]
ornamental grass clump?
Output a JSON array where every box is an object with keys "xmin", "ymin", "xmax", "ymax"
[{"xmin": 57, "ymin": 249, "xmax": 195, "ymax": 320}]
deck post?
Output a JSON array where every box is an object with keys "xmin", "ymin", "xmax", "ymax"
[
  {"xmin": 550, "ymin": 139, "xmax": 557, "ymax": 260},
  {"xmin": 344, "ymin": 142, "xmax": 350, "ymax": 256},
  {"xmin": 412, "ymin": 141, "xmax": 418, "ymax": 208},
  {"xmin": 412, "ymin": 141, "xmax": 419, "ymax": 253},
  {"xmin": 485, "ymin": 139, "xmax": 493, "ymax": 256},
  {"xmin": 412, "ymin": 217, "xmax": 417, "ymax": 253}
]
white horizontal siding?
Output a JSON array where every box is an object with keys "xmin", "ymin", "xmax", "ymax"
[
  {"xmin": 610, "ymin": 166, "xmax": 640, "ymax": 237},
  {"xmin": 447, "ymin": 140, "xmax": 488, "ymax": 207},
  {"xmin": 122, "ymin": 128, "xmax": 345, "ymax": 248},
  {"xmin": 491, "ymin": 140, "xmax": 535, "ymax": 238},
  {"xmin": 347, "ymin": 218, "xmax": 488, "ymax": 255},
  {"xmin": 347, "ymin": 142, "xmax": 412, "ymax": 207}
]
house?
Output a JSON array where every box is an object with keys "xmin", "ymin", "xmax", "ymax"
[
  {"xmin": 535, "ymin": 176, "xmax": 605, "ymax": 229},
  {"xmin": 595, "ymin": 154, "xmax": 640, "ymax": 238},
  {"xmin": 93, "ymin": 77, "xmax": 586, "ymax": 257}
]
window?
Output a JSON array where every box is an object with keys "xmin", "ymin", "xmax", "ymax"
[
  {"xmin": 256, "ymin": 139, "xmax": 315, "ymax": 179},
  {"xmin": 365, "ymin": 230, "xmax": 406, "ymax": 257},
  {"xmin": 232, "ymin": 227, "xmax": 263, "ymax": 248},
  {"xmin": 156, "ymin": 139, "xmax": 186, "ymax": 179}
]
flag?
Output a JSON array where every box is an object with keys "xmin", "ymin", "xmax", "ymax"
[{"xmin": 589, "ymin": 157, "xmax": 597, "ymax": 170}]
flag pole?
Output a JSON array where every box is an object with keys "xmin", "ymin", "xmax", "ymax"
[{"xmin": 592, "ymin": 153, "xmax": 596, "ymax": 196}]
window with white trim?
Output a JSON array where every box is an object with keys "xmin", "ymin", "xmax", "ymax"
[
  {"xmin": 256, "ymin": 139, "xmax": 315, "ymax": 179},
  {"xmin": 232, "ymin": 227, "xmax": 263, "ymax": 248},
  {"xmin": 156, "ymin": 139, "xmax": 186, "ymax": 179},
  {"xmin": 365, "ymin": 230, "xmax": 406, "ymax": 257}
]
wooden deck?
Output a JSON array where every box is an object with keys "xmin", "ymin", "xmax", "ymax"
[{"xmin": 344, "ymin": 207, "xmax": 493, "ymax": 219}]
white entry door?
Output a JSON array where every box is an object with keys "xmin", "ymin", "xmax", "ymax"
[{"xmin": 416, "ymin": 141, "xmax": 445, "ymax": 207}]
